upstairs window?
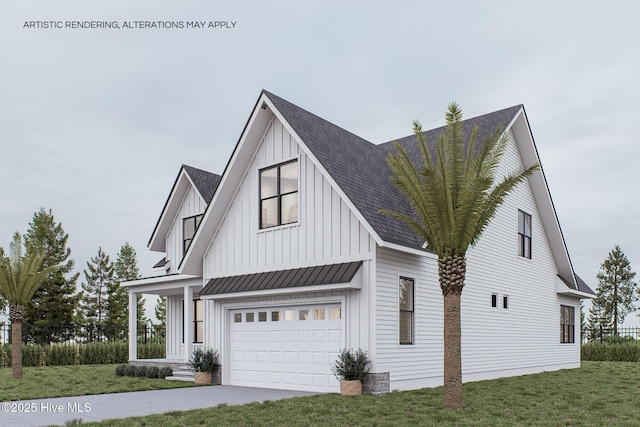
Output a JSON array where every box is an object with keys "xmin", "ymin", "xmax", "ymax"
[
  {"xmin": 260, "ymin": 160, "xmax": 298, "ymax": 229},
  {"xmin": 399, "ymin": 276, "xmax": 415, "ymax": 345},
  {"xmin": 560, "ymin": 305, "xmax": 575, "ymax": 343},
  {"xmin": 518, "ymin": 210, "xmax": 532, "ymax": 259},
  {"xmin": 183, "ymin": 214, "xmax": 203, "ymax": 255}
]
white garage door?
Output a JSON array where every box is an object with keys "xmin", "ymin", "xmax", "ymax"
[{"xmin": 228, "ymin": 303, "xmax": 343, "ymax": 392}]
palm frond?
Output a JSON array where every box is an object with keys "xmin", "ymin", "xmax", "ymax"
[{"xmin": 380, "ymin": 103, "xmax": 540, "ymax": 258}]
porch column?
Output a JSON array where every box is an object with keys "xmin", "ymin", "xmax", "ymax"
[
  {"xmin": 184, "ymin": 286, "xmax": 193, "ymax": 363},
  {"xmin": 128, "ymin": 290, "xmax": 137, "ymax": 361}
]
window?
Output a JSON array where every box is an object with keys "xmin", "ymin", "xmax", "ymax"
[
  {"xmin": 502, "ymin": 295, "xmax": 509, "ymax": 310},
  {"xmin": 260, "ymin": 160, "xmax": 298, "ymax": 229},
  {"xmin": 561, "ymin": 305, "xmax": 575, "ymax": 343},
  {"xmin": 518, "ymin": 210, "xmax": 532, "ymax": 259},
  {"xmin": 193, "ymin": 300, "xmax": 203, "ymax": 343},
  {"xmin": 399, "ymin": 276, "xmax": 415, "ymax": 345},
  {"xmin": 491, "ymin": 293, "xmax": 498, "ymax": 308},
  {"xmin": 183, "ymin": 214, "xmax": 203, "ymax": 255}
]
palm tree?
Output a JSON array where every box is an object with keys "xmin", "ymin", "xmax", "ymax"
[
  {"xmin": 0, "ymin": 232, "xmax": 56, "ymax": 378},
  {"xmin": 380, "ymin": 103, "xmax": 539, "ymax": 408}
]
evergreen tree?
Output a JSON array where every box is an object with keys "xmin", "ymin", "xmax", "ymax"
[
  {"xmin": 154, "ymin": 296, "xmax": 166, "ymax": 336},
  {"xmin": 113, "ymin": 243, "xmax": 146, "ymax": 330},
  {"xmin": 79, "ymin": 247, "xmax": 113, "ymax": 340},
  {"xmin": 23, "ymin": 208, "xmax": 80, "ymax": 344},
  {"xmin": 593, "ymin": 245, "xmax": 638, "ymax": 336}
]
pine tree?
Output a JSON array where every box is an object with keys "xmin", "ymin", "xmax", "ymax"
[
  {"xmin": 154, "ymin": 296, "xmax": 166, "ymax": 336},
  {"xmin": 113, "ymin": 243, "xmax": 146, "ymax": 330},
  {"xmin": 23, "ymin": 208, "xmax": 80, "ymax": 344},
  {"xmin": 592, "ymin": 245, "xmax": 638, "ymax": 336},
  {"xmin": 79, "ymin": 247, "xmax": 113, "ymax": 341}
]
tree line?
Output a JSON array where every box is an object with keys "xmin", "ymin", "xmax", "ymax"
[{"xmin": 0, "ymin": 208, "xmax": 166, "ymax": 344}]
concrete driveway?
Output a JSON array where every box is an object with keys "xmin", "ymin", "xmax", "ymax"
[{"xmin": 1, "ymin": 386, "xmax": 317, "ymax": 427}]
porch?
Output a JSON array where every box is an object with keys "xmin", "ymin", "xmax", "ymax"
[{"xmin": 123, "ymin": 274, "xmax": 205, "ymax": 364}]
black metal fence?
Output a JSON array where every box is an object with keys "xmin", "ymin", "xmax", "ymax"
[
  {"xmin": 582, "ymin": 326, "xmax": 640, "ymax": 343},
  {"xmin": 0, "ymin": 322, "xmax": 164, "ymax": 345}
]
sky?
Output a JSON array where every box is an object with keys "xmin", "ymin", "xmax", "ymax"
[{"xmin": 1, "ymin": 1, "xmax": 639, "ymax": 324}]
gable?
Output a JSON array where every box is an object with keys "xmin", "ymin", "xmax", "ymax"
[
  {"xmin": 148, "ymin": 164, "xmax": 220, "ymax": 254},
  {"xmin": 202, "ymin": 116, "xmax": 375, "ymax": 278},
  {"xmin": 179, "ymin": 90, "xmax": 590, "ymax": 294}
]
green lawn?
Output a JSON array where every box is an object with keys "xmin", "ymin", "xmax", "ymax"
[
  {"xmin": 81, "ymin": 361, "xmax": 640, "ymax": 427},
  {"xmin": 0, "ymin": 364, "xmax": 199, "ymax": 401},
  {"xmin": 3, "ymin": 362, "xmax": 640, "ymax": 426}
]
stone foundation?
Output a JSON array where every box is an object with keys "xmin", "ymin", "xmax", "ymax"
[
  {"xmin": 213, "ymin": 364, "xmax": 222, "ymax": 385},
  {"xmin": 362, "ymin": 372, "xmax": 390, "ymax": 394}
]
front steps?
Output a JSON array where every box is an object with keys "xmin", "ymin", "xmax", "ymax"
[{"xmin": 166, "ymin": 365, "xmax": 195, "ymax": 382}]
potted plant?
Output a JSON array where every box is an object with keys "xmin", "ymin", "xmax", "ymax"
[
  {"xmin": 188, "ymin": 347, "xmax": 220, "ymax": 384},
  {"xmin": 330, "ymin": 348, "xmax": 370, "ymax": 396}
]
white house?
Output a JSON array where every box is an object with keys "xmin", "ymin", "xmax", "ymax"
[{"xmin": 124, "ymin": 90, "xmax": 594, "ymax": 393}]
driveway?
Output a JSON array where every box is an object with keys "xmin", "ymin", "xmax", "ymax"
[{"xmin": 1, "ymin": 386, "xmax": 316, "ymax": 426}]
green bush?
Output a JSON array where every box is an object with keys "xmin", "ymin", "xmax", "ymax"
[
  {"xmin": 0, "ymin": 341, "xmax": 165, "ymax": 367},
  {"xmin": 124, "ymin": 364, "xmax": 137, "ymax": 376},
  {"xmin": 137, "ymin": 342, "xmax": 165, "ymax": 359},
  {"xmin": 157, "ymin": 366, "xmax": 173, "ymax": 379},
  {"xmin": 115, "ymin": 364, "xmax": 127, "ymax": 376},
  {"xmin": 44, "ymin": 344, "xmax": 76, "ymax": 366},
  {"xmin": 22, "ymin": 344, "xmax": 45, "ymax": 367},
  {"xmin": 602, "ymin": 335, "xmax": 637, "ymax": 345},
  {"xmin": 330, "ymin": 348, "xmax": 371, "ymax": 381},
  {"xmin": 582, "ymin": 342, "xmax": 640, "ymax": 362},
  {"xmin": 134, "ymin": 365, "xmax": 147, "ymax": 377},
  {"xmin": 146, "ymin": 366, "xmax": 159, "ymax": 378},
  {"xmin": 0, "ymin": 343, "xmax": 10, "ymax": 367}
]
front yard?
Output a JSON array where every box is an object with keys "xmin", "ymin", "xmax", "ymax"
[
  {"xmin": 2, "ymin": 361, "xmax": 639, "ymax": 426},
  {"xmin": 0, "ymin": 364, "xmax": 198, "ymax": 401}
]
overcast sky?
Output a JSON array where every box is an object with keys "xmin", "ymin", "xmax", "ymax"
[{"xmin": 1, "ymin": 2, "xmax": 639, "ymax": 323}]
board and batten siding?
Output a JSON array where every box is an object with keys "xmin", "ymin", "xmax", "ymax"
[
  {"xmin": 203, "ymin": 117, "xmax": 375, "ymax": 278},
  {"xmin": 375, "ymin": 130, "xmax": 582, "ymax": 390},
  {"xmin": 165, "ymin": 186, "xmax": 207, "ymax": 273}
]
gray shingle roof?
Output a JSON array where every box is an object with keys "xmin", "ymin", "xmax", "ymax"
[
  {"xmin": 183, "ymin": 165, "xmax": 221, "ymax": 204},
  {"xmin": 200, "ymin": 261, "xmax": 362, "ymax": 296},
  {"xmin": 264, "ymin": 90, "xmax": 523, "ymax": 251}
]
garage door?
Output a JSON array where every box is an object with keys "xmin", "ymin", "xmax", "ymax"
[{"xmin": 228, "ymin": 303, "xmax": 343, "ymax": 392}]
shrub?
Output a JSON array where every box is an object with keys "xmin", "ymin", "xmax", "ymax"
[
  {"xmin": 146, "ymin": 366, "xmax": 159, "ymax": 378},
  {"xmin": 137, "ymin": 342, "xmax": 165, "ymax": 359},
  {"xmin": 124, "ymin": 364, "xmax": 137, "ymax": 376},
  {"xmin": 157, "ymin": 366, "xmax": 173, "ymax": 379},
  {"xmin": 581, "ymin": 342, "xmax": 640, "ymax": 362},
  {"xmin": 330, "ymin": 348, "xmax": 370, "ymax": 381},
  {"xmin": 134, "ymin": 365, "xmax": 148, "ymax": 377},
  {"xmin": 188, "ymin": 348, "xmax": 220, "ymax": 373},
  {"xmin": 115, "ymin": 364, "xmax": 127, "ymax": 376},
  {"xmin": 0, "ymin": 343, "xmax": 10, "ymax": 367},
  {"xmin": 602, "ymin": 335, "xmax": 637, "ymax": 345}
]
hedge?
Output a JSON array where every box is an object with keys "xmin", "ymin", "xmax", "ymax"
[
  {"xmin": 581, "ymin": 342, "xmax": 640, "ymax": 362},
  {"xmin": 0, "ymin": 341, "xmax": 165, "ymax": 367}
]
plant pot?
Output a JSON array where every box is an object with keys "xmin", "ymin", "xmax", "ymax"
[
  {"xmin": 194, "ymin": 372, "xmax": 212, "ymax": 385},
  {"xmin": 340, "ymin": 380, "xmax": 362, "ymax": 396}
]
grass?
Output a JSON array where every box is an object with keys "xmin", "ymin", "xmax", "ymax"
[
  {"xmin": 0, "ymin": 364, "xmax": 200, "ymax": 401},
  {"xmin": 76, "ymin": 361, "xmax": 640, "ymax": 427}
]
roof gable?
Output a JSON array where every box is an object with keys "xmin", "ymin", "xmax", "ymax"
[
  {"xmin": 148, "ymin": 164, "xmax": 221, "ymax": 252},
  {"xmin": 177, "ymin": 90, "xmax": 591, "ymax": 294},
  {"xmin": 264, "ymin": 91, "xmax": 523, "ymax": 252},
  {"xmin": 183, "ymin": 165, "xmax": 221, "ymax": 204}
]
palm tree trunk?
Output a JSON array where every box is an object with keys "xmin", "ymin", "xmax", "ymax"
[
  {"xmin": 439, "ymin": 255, "xmax": 466, "ymax": 409},
  {"xmin": 9, "ymin": 304, "xmax": 24, "ymax": 379}
]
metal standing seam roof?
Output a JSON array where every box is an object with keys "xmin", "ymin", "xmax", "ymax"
[{"xmin": 200, "ymin": 261, "xmax": 363, "ymax": 296}]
